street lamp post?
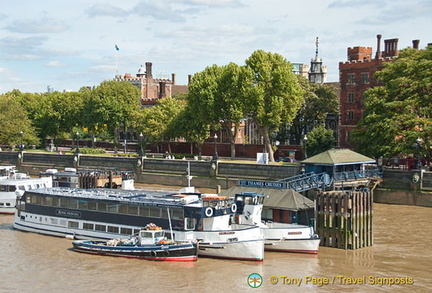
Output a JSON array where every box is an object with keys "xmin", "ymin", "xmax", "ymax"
[
  {"xmin": 76, "ymin": 132, "xmax": 80, "ymax": 154},
  {"xmin": 303, "ymin": 135, "xmax": 308, "ymax": 159},
  {"xmin": 139, "ymin": 132, "xmax": 144, "ymax": 156},
  {"xmin": 19, "ymin": 131, "xmax": 23, "ymax": 151},
  {"xmin": 213, "ymin": 134, "xmax": 218, "ymax": 161},
  {"xmin": 415, "ymin": 137, "xmax": 422, "ymax": 169}
]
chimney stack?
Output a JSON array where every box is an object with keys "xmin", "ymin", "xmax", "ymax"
[
  {"xmin": 171, "ymin": 73, "xmax": 176, "ymax": 85},
  {"xmin": 188, "ymin": 74, "xmax": 193, "ymax": 85},
  {"xmin": 412, "ymin": 40, "xmax": 420, "ymax": 49},
  {"xmin": 145, "ymin": 62, "xmax": 152, "ymax": 78},
  {"xmin": 384, "ymin": 38, "xmax": 399, "ymax": 57},
  {"xmin": 375, "ymin": 34, "xmax": 382, "ymax": 59}
]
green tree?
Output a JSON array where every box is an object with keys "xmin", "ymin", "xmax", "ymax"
[
  {"xmin": 351, "ymin": 46, "xmax": 432, "ymax": 161},
  {"xmin": 288, "ymin": 76, "xmax": 339, "ymax": 144},
  {"xmin": 187, "ymin": 63, "xmax": 253, "ymax": 159},
  {"xmin": 245, "ymin": 50, "xmax": 304, "ymax": 162},
  {"xmin": 0, "ymin": 94, "xmax": 39, "ymax": 148},
  {"xmin": 89, "ymin": 80, "xmax": 141, "ymax": 152},
  {"xmin": 173, "ymin": 105, "xmax": 210, "ymax": 158},
  {"xmin": 305, "ymin": 126, "xmax": 335, "ymax": 158},
  {"xmin": 137, "ymin": 97, "xmax": 186, "ymax": 154}
]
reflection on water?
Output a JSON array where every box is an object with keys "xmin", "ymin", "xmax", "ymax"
[{"xmin": 1, "ymin": 203, "xmax": 431, "ymax": 292}]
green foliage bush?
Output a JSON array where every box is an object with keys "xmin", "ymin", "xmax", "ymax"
[{"xmin": 72, "ymin": 147, "xmax": 107, "ymax": 154}]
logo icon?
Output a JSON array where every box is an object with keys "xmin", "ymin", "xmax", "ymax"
[{"xmin": 248, "ymin": 273, "xmax": 263, "ymax": 288}]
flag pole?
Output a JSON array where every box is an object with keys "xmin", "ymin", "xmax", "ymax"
[{"xmin": 115, "ymin": 44, "xmax": 119, "ymax": 75}]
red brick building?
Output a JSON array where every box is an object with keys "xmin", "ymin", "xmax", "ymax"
[
  {"xmin": 338, "ymin": 35, "xmax": 412, "ymax": 148},
  {"xmin": 115, "ymin": 62, "xmax": 189, "ymax": 107}
]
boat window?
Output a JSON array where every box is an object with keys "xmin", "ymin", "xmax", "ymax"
[
  {"xmin": 149, "ymin": 207, "xmax": 161, "ymax": 217},
  {"xmin": 128, "ymin": 205, "xmax": 138, "ymax": 215},
  {"xmin": 118, "ymin": 204, "xmax": 128, "ymax": 214},
  {"xmin": 18, "ymin": 185, "xmax": 26, "ymax": 191},
  {"xmin": 185, "ymin": 217, "xmax": 196, "ymax": 230},
  {"xmin": 60, "ymin": 198, "xmax": 70, "ymax": 208},
  {"xmin": 69, "ymin": 199, "xmax": 78, "ymax": 209},
  {"xmin": 108, "ymin": 226, "xmax": 119, "ymax": 233},
  {"xmin": 30, "ymin": 195, "xmax": 42, "ymax": 204},
  {"xmin": 107, "ymin": 203, "xmax": 117, "ymax": 213},
  {"xmin": 88, "ymin": 201, "xmax": 97, "ymax": 210},
  {"xmin": 68, "ymin": 221, "xmax": 79, "ymax": 229},
  {"xmin": 25, "ymin": 184, "xmax": 32, "ymax": 190},
  {"xmin": 78, "ymin": 200, "xmax": 88, "ymax": 210},
  {"xmin": 95, "ymin": 224, "xmax": 106, "ymax": 232},
  {"xmin": 45, "ymin": 196, "xmax": 53, "ymax": 206},
  {"xmin": 98, "ymin": 202, "xmax": 107, "ymax": 212},
  {"xmin": 52, "ymin": 197, "xmax": 59, "ymax": 207},
  {"xmin": 171, "ymin": 208, "xmax": 183, "ymax": 220},
  {"xmin": 0, "ymin": 185, "xmax": 6, "ymax": 192},
  {"xmin": 121, "ymin": 227, "xmax": 133, "ymax": 235},
  {"xmin": 139, "ymin": 207, "xmax": 149, "ymax": 216},
  {"xmin": 9, "ymin": 185, "xmax": 16, "ymax": 192},
  {"xmin": 83, "ymin": 223, "xmax": 94, "ymax": 230},
  {"xmin": 140, "ymin": 231, "xmax": 153, "ymax": 238},
  {"xmin": 154, "ymin": 231, "xmax": 164, "ymax": 238}
]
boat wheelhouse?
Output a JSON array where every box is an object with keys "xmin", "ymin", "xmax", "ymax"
[
  {"xmin": 13, "ymin": 187, "xmax": 264, "ymax": 261},
  {"xmin": 234, "ymin": 192, "xmax": 320, "ymax": 254},
  {"xmin": 0, "ymin": 175, "xmax": 52, "ymax": 214}
]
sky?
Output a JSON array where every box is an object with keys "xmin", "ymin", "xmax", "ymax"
[{"xmin": 1, "ymin": 0, "xmax": 431, "ymax": 93}]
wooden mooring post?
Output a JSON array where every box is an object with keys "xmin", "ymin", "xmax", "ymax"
[{"xmin": 315, "ymin": 190, "xmax": 373, "ymax": 249}]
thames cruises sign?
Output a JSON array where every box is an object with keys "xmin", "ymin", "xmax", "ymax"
[{"xmin": 238, "ymin": 180, "xmax": 287, "ymax": 189}]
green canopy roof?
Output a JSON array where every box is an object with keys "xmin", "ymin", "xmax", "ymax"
[
  {"xmin": 219, "ymin": 186, "xmax": 314, "ymax": 211},
  {"xmin": 302, "ymin": 148, "xmax": 375, "ymax": 166}
]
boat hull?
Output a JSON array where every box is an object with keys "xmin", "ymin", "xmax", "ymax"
[
  {"xmin": 72, "ymin": 240, "xmax": 198, "ymax": 261},
  {"xmin": 173, "ymin": 225, "xmax": 264, "ymax": 261},
  {"xmin": 261, "ymin": 224, "xmax": 320, "ymax": 254}
]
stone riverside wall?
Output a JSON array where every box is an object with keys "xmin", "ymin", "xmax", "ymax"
[
  {"xmin": 1, "ymin": 152, "xmax": 431, "ymax": 206},
  {"xmin": 0, "ymin": 152, "xmax": 300, "ymax": 190}
]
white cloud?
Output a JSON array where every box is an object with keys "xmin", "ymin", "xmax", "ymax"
[
  {"xmin": 5, "ymin": 18, "xmax": 69, "ymax": 34},
  {"xmin": 86, "ymin": 3, "xmax": 129, "ymax": 18},
  {"xmin": 46, "ymin": 60, "xmax": 62, "ymax": 67}
]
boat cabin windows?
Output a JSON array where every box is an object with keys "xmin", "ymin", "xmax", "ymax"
[
  {"xmin": 108, "ymin": 226, "xmax": 119, "ymax": 233},
  {"xmin": 68, "ymin": 221, "xmax": 79, "ymax": 229},
  {"xmin": 185, "ymin": 217, "xmax": 196, "ymax": 230},
  {"xmin": 95, "ymin": 224, "xmax": 106, "ymax": 232},
  {"xmin": 121, "ymin": 227, "xmax": 133, "ymax": 235},
  {"xmin": 23, "ymin": 193, "xmax": 185, "ymax": 222},
  {"xmin": 83, "ymin": 223, "xmax": 94, "ymax": 230}
]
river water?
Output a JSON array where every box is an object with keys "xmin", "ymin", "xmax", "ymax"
[{"xmin": 0, "ymin": 203, "xmax": 431, "ymax": 293}]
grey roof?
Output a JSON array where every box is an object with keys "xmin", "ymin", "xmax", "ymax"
[
  {"xmin": 302, "ymin": 148, "xmax": 375, "ymax": 166},
  {"xmin": 219, "ymin": 186, "xmax": 314, "ymax": 211}
]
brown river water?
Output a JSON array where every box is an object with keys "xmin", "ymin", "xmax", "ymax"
[{"xmin": 0, "ymin": 203, "xmax": 431, "ymax": 293}]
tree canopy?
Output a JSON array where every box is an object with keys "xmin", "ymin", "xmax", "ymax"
[
  {"xmin": 245, "ymin": 50, "xmax": 304, "ymax": 161},
  {"xmin": 351, "ymin": 46, "xmax": 432, "ymax": 161}
]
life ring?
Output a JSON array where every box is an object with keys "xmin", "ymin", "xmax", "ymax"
[
  {"xmin": 230, "ymin": 203, "xmax": 237, "ymax": 213},
  {"xmin": 163, "ymin": 250, "xmax": 170, "ymax": 256},
  {"xmin": 205, "ymin": 207, "xmax": 213, "ymax": 217},
  {"xmin": 150, "ymin": 250, "xmax": 157, "ymax": 257}
]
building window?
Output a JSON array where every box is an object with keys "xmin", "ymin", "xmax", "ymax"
[
  {"xmin": 347, "ymin": 111, "xmax": 354, "ymax": 120},
  {"xmin": 347, "ymin": 74, "xmax": 355, "ymax": 84},
  {"xmin": 347, "ymin": 92, "xmax": 355, "ymax": 103},
  {"xmin": 361, "ymin": 73, "xmax": 369, "ymax": 84}
]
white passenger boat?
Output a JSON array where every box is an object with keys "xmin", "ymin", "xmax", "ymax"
[
  {"xmin": 0, "ymin": 172, "xmax": 52, "ymax": 214},
  {"xmin": 13, "ymin": 188, "xmax": 264, "ymax": 261},
  {"xmin": 234, "ymin": 192, "xmax": 320, "ymax": 254}
]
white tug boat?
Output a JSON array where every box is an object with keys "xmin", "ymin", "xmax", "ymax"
[
  {"xmin": 234, "ymin": 192, "xmax": 320, "ymax": 254},
  {"xmin": 0, "ymin": 166, "xmax": 52, "ymax": 214},
  {"xmin": 13, "ymin": 188, "xmax": 264, "ymax": 261}
]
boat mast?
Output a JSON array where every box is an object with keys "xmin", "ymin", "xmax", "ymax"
[{"xmin": 167, "ymin": 207, "xmax": 174, "ymax": 240}]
